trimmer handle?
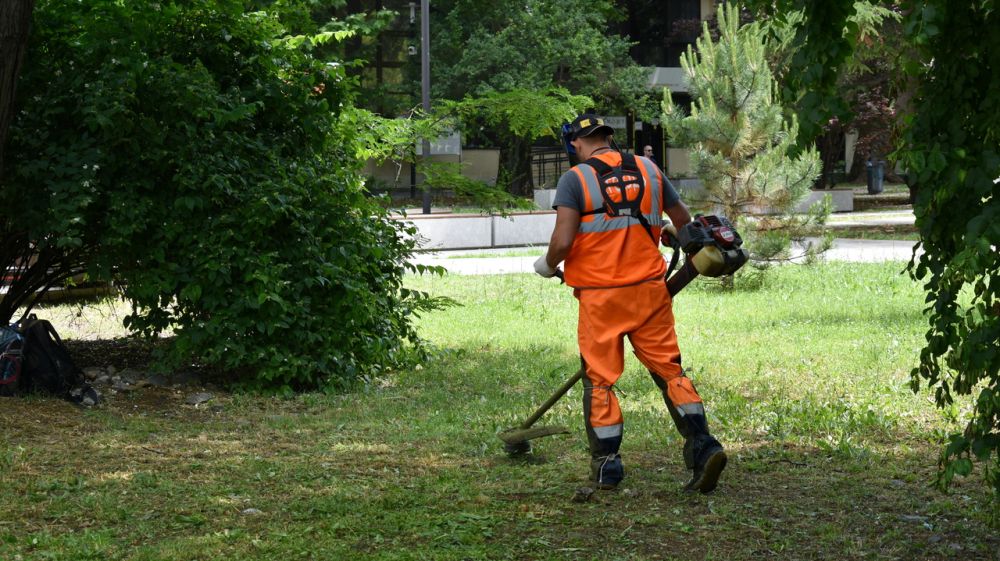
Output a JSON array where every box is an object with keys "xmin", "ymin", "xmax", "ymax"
[
  {"xmin": 666, "ymin": 259, "xmax": 698, "ymax": 296},
  {"xmin": 554, "ymin": 268, "xmax": 565, "ymax": 284}
]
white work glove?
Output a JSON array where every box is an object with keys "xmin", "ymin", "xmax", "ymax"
[
  {"xmin": 533, "ymin": 255, "xmax": 557, "ymax": 278},
  {"xmin": 660, "ymin": 222, "xmax": 678, "ymax": 246}
]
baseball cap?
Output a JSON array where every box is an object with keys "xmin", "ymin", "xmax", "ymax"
[{"xmin": 568, "ymin": 113, "xmax": 614, "ymax": 140}]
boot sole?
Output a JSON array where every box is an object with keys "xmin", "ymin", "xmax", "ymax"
[
  {"xmin": 590, "ymin": 477, "xmax": 622, "ymax": 491},
  {"xmin": 686, "ymin": 450, "xmax": 727, "ymax": 494}
]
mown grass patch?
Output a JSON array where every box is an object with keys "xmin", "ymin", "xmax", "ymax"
[
  {"xmin": 1, "ymin": 262, "xmax": 997, "ymax": 560},
  {"xmin": 830, "ymin": 227, "xmax": 920, "ymax": 241}
]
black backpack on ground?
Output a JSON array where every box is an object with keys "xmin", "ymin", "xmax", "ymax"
[
  {"xmin": 0, "ymin": 327, "xmax": 24, "ymax": 397},
  {"xmin": 11, "ymin": 315, "xmax": 99, "ymax": 405}
]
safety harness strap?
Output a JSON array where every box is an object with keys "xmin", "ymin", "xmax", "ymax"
[{"xmin": 580, "ymin": 153, "xmax": 658, "ymax": 246}]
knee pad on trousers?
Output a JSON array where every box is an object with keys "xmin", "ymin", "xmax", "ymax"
[{"xmin": 648, "ymin": 369, "xmax": 699, "ymax": 438}]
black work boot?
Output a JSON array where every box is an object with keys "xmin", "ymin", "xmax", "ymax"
[
  {"xmin": 590, "ymin": 453, "xmax": 625, "ymax": 490},
  {"xmin": 683, "ymin": 437, "xmax": 727, "ymax": 493},
  {"xmin": 680, "ymin": 413, "xmax": 726, "ymax": 494}
]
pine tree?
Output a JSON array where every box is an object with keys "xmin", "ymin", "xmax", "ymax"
[{"xmin": 663, "ymin": 3, "xmax": 827, "ymax": 274}]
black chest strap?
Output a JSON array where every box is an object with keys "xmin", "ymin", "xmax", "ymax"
[{"xmin": 580, "ymin": 153, "xmax": 657, "ymax": 246}]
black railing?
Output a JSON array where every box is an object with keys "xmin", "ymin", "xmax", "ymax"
[{"xmin": 531, "ymin": 147, "xmax": 571, "ymax": 190}]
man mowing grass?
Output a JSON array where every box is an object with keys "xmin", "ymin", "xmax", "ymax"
[{"xmin": 534, "ymin": 113, "xmax": 727, "ymax": 493}]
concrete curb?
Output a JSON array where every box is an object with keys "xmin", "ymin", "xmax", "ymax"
[
  {"xmin": 411, "ymin": 237, "xmax": 923, "ymax": 276},
  {"xmin": 398, "ymin": 209, "xmax": 916, "ymax": 251},
  {"xmin": 399, "ymin": 211, "xmax": 556, "ymax": 250}
]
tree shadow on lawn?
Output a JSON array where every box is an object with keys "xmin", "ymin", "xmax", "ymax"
[
  {"xmin": 378, "ymin": 347, "xmax": 1000, "ymax": 560},
  {"xmin": 283, "ymin": 425, "xmax": 1000, "ymax": 560},
  {"xmin": 530, "ymin": 441, "xmax": 1000, "ymax": 561},
  {"xmin": 2, "ymin": 346, "xmax": 998, "ymax": 561}
]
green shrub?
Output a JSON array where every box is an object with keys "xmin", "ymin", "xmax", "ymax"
[{"xmin": 3, "ymin": 0, "xmax": 437, "ymax": 391}]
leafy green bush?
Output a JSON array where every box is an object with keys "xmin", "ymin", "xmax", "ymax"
[
  {"xmin": 3, "ymin": 0, "xmax": 438, "ymax": 391},
  {"xmin": 419, "ymin": 162, "xmax": 532, "ymax": 215}
]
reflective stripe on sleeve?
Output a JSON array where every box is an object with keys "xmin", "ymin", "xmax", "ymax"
[{"xmin": 637, "ymin": 156, "xmax": 663, "ymax": 224}]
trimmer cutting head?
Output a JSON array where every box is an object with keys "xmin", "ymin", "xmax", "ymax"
[
  {"xmin": 498, "ymin": 368, "xmax": 584, "ymax": 457},
  {"xmin": 499, "ymin": 425, "xmax": 570, "ymax": 456}
]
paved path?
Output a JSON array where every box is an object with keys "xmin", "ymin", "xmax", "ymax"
[
  {"xmin": 410, "ymin": 209, "xmax": 919, "ymax": 276},
  {"xmin": 826, "ymin": 209, "xmax": 916, "ymax": 228},
  {"xmin": 812, "ymin": 238, "xmax": 921, "ymax": 263},
  {"xmin": 411, "ymin": 237, "xmax": 922, "ymax": 276}
]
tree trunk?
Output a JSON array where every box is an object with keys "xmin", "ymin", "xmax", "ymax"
[
  {"xmin": 503, "ymin": 136, "xmax": 534, "ymax": 197},
  {"xmin": 0, "ymin": 0, "xmax": 36, "ymax": 176},
  {"xmin": 896, "ymin": 74, "xmax": 921, "ymax": 204},
  {"xmin": 894, "ymin": 7, "xmax": 920, "ymax": 205},
  {"xmin": 0, "ymin": 0, "xmax": 38, "ymax": 324},
  {"xmin": 815, "ymin": 126, "xmax": 844, "ymax": 189}
]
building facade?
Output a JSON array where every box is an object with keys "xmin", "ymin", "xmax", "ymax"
[{"xmin": 615, "ymin": 0, "xmax": 715, "ymax": 177}]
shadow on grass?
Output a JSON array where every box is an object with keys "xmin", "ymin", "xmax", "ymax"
[
  {"xmin": 2, "ymin": 347, "xmax": 997, "ymax": 561},
  {"xmin": 63, "ymin": 337, "xmax": 165, "ymax": 371}
]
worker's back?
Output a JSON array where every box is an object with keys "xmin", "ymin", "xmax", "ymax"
[{"xmin": 554, "ymin": 152, "xmax": 667, "ymax": 288}]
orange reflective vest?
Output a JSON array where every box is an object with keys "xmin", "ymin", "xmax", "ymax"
[{"xmin": 563, "ymin": 152, "xmax": 666, "ymax": 288}]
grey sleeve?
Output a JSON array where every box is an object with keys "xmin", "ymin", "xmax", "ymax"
[
  {"xmin": 660, "ymin": 170, "xmax": 681, "ymax": 208},
  {"xmin": 552, "ymin": 170, "xmax": 584, "ymax": 211}
]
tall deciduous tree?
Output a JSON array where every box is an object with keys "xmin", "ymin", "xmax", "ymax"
[
  {"xmin": 765, "ymin": 2, "xmax": 905, "ymax": 187},
  {"xmin": 429, "ymin": 0, "xmax": 652, "ymax": 195},
  {"xmin": 0, "ymin": 0, "xmax": 35, "ymax": 174},
  {"xmin": 0, "ymin": 0, "xmax": 80, "ymax": 325},
  {"xmin": 740, "ymin": 1, "xmax": 906, "ymax": 187},
  {"xmin": 744, "ymin": 0, "xmax": 857, "ymax": 150},
  {"xmin": 900, "ymin": 0, "xmax": 1000, "ymax": 518},
  {"xmin": 2, "ymin": 0, "xmax": 440, "ymax": 391},
  {"xmin": 662, "ymin": 3, "xmax": 826, "ymax": 277}
]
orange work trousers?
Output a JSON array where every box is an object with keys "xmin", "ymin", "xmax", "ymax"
[{"xmin": 576, "ymin": 279, "xmax": 702, "ymax": 455}]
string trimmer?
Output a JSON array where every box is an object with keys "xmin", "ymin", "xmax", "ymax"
[
  {"xmin": 499, "ymin": 364, "xmax": 584, "ymax": 455},
  {"xmin": 499, "ymin": 214, "xmax": 748, "ymax": 456}
]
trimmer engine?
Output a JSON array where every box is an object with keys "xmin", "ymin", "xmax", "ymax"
[
  {"xmin": 675, "ymin": 214, "xmax": 749, "ymax": 277},
  {"xmin": 663, "ymin": 214, "xmax": 749, "ymax": 295}
]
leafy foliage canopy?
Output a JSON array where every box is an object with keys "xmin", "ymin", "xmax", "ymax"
[
  {"xmin": 744, "ymin": 0, "xmax": 858, "ymax": 147},
  {"xmin": 900, "ymin": 0, "xmax": 1000, "ymax": 515},
  {"xmin": 425, "ymin": 0, "xmax": 651, "ymax": 193},
  {"xmin": 3, "ymin": 0, "xmax": 437, "ymax": 391}
]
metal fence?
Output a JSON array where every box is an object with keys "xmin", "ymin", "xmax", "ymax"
[{"xmin": 531, "ymin": 147, "xmax": 571, "ymax": 190}]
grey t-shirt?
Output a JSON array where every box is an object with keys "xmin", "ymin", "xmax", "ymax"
[{"xmin": 552, "ymin": 156, "xmax": 681, "ymax": 212}]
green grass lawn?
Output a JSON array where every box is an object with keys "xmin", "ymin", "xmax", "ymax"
[{"xmin": 1, "ymin": 263, "xmax": 997, "ymax": 560}]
